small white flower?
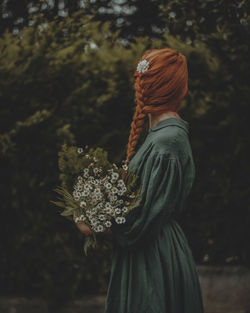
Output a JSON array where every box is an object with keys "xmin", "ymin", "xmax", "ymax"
[
  {"xmin": 90, "ymin": 218, "xmax": 98, "ymax": 226},
  {"xmin": 122, "ymin": 164, "xmax": 128, "ymax": 170},
  {"xmin": 94, "ymin": 187, "xmax": 101, "ymax": 195},
  {"xmin": 80, "ymin": 201, "xmax": 86, "ymax": 207},
  {"xmin": 136, "ymin": 59, "xmax": 150, "ymax": 73},
  {"xmin": 111, "ymin": 172, "xmax": 119, "ymax": 180},
  {"xmin": 111, "ymin": 187, "xmax": 118, "ymax": 194},
  {"xmin": 93, "ymin": 156, "xmax": 98, "ymax": 162},
  {"xmin": 99, "ymin": 214, "xmax": 106, "ymax": 220},
  {"xmin": 105, "ymin": 220, "xmax": 112, "ymax": 227},
  {"xmin": 122, "ymin": 206, "xmax": 128, "ymax": 213},
  {"xmin": 75, "ymin": 217, "xmax": 79, "ymax": 222},
  {"xmin": 115, "ymin": 208, "xmax": 121, "ymax": 214},
  {"xmin": 105, "ymin": 182, "xmax": 112, "ymax": 189},
  {"xmin": 117, "ymin": 179, "xmax": 124, "ymax": 187},
  {"xmin": 77, "ymin": 147, "xmax": 83, "ymax": 154},
  {"xmin": 105, "ymin": 202, "xmax": 112, "ymax": 209},
  {"xmin": 86, "ymin": 210, "xmax": 92, "ymax": 217},
  {"xmin": 82, "ymin": 190, "xmax": 90, "ymax": 197}
]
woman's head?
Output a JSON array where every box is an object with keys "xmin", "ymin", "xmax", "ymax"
[{"xmin": 125, "ymin": 47, "xmax": 188, "ymax": 163}]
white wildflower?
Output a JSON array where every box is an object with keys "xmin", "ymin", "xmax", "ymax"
[
  {"xmin": 111, "ymin": 172, "xmax": 119, "ymax": 180},
  {"xmin": 115, "ymin": 208, "xmax": 121, "ymax": 214},
  {"xmin": 82, "ymin": 190, "xmax": 90, "ymax": 197},
  {"xmin": 104, "ymin": 182, "xmax": 112, "ymax": 189},
  {"xmin": 99, "ymin": 214, "xmax": 106, "ymax": 221},
  {"xmin": 94, "ymin": 187, "xmax": 101, "ymax": 195},
  {"xmin": 117, "ymin": 179, "xmax": 125, "ymax": 187},
  {"xmin": 80, "ymin": 201, "xmax": 86, "ymax": 207},
  {"xmin": 136, "ymin": 59, "xmax": 150, "ymax": 73},
  {"xmin": 111, "ymin": 187, "xmax": 118, "ymax": 194},
  {"xmin": 77, "ymin": 147, "xmax": 83, "ymax": 154},
  {"xmin": 122, "ymin": 206, "xmax": 128, "ymax": 213},
  {"xmin": 122, "ymin": 164, "xmax": 128, "ymax": 170},
  {"xmin": 104, "ymin": 220, "xmax": 112, "ymax": 228}
]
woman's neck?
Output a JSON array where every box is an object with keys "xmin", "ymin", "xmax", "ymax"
[{"xmin": 148, "ymin": 111, "xmax": 181, "ymax": 129}]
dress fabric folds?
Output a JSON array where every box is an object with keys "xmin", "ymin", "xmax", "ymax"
[{"xmin": 104, "ymin": 117, "xmax": 204, "ymax": 313}]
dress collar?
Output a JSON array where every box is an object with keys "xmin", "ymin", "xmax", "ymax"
[{"xmin": 148, "ymin": 117, "xmax": 190, "ymax": 134}]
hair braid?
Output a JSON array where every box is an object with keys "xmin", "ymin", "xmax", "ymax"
[
  {"xmin": 121, "ymin": 81, "xmax": 148, "ymax": 180},
  {"xmin": 121, "ymin": 48, "xmax": 188, "ymax": 180}
]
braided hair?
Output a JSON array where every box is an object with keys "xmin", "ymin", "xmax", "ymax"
[{"xmin": 122, "ymin": 48, "xmax": 188, "ymax": 179}]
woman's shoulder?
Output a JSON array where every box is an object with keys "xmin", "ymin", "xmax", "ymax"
[{"xmin": 150, "ymin": 125, "xmax": 190, "ymax": 159}]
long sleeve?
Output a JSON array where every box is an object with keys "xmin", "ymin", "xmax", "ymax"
[{"xmin": 111, "ymin": 153, "xmax": 183, "ymax": 248}]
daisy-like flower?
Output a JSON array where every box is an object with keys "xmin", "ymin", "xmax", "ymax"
[
  {"xmin": 82, "ymin": 190, "xmax": 90, "ymax": 197},
  {"xmin": 105, "ymin": 202, "xmax": 112, "ymax": 209},
  {"xmin": 80, "ymin": 201, "xmax": 86, "ymax": 207},
  {"xmin": 104, "ymin": 182, "xmax": 112, "ymax": 189},
  {"xmin": 94, "ymin": 187, "xmax": 101, "ymax": 195},
  {"xmin": 115, "ymin": 208, "xmax": 121, "ymax": 214},
  {"xmin": 111, "ymin": 187, "xmax": 118, "ymax": 194},
  {"xmin": 93, "ymin": 167, "xmax": 99, "ymax": 175},
  {"xmin": 90, "ymin": 218, "xmax": 98, "ymax": 226},
  {"xmin": 77, "ymin": 147, "xmax": 83, "ymax": 154},
  {"xmin": 122, "ymin": 164, "xmax": 128, "ymax": 170},
  {"xmin": 84, "ymin": 183, "xmax": 91, "ymax": 191},
  {"xmin": 99, "ymin": 214, "xmax": 106, "ymax": 221},
  {"xmin": 136, "ymin": 59, "xmax": 150, "ymax": 73},
  {"xmin": 110, "ymin": 210, "xmax": 116, "ymax": 217},
  {"xmin": 111, "ymin": 172, "xmax": 119, "ymax": 180},
  {"xmin": 117, "ymin": 179, "xmax": 125, "ymax": 187},
  {"xmin": 105, "ymin": 220, "xmax": 112, "ymax": 228},
  {"xmin": 115, "ymin": 216, "xmax": 126, "ymax": 224},
  {"xmin": 86, "ymin": 210, "xmax": 92, "ymax": 217},
  {"xmin": 122, "ymin": 206, "xmax": 128, "ymax": 213}
]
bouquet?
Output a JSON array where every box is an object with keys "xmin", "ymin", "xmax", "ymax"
[{"xmin": 51, "ymin": 144, "xmax": 142, "ymax": 255}]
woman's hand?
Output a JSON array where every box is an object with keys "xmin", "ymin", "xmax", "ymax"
[{"xmin": 73, "ymin": 215, "xmax": 93, "ymax": 236}]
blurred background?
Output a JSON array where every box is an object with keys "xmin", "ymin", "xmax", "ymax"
[{"xmin": 0, "ymin": 0, "xmax": 249, "ymax": 312}]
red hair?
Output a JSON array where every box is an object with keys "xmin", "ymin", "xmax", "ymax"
[{"xmin": 122, "ymin": 48, "xmax": 188, "ymax": 179}]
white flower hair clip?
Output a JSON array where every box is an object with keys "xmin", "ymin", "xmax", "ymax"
[{"xmin": 136, "ymin": 59, "xmax": 150, "ymax": 74}]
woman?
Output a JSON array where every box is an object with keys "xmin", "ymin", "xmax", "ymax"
[{"xmin": 75, "ymin": 48, "xmax": 205, "ymax": 313}]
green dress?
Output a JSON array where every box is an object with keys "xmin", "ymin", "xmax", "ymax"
[{"xmin": 104, "ymin": 117, "xmax": 204, "ymax": 313}]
